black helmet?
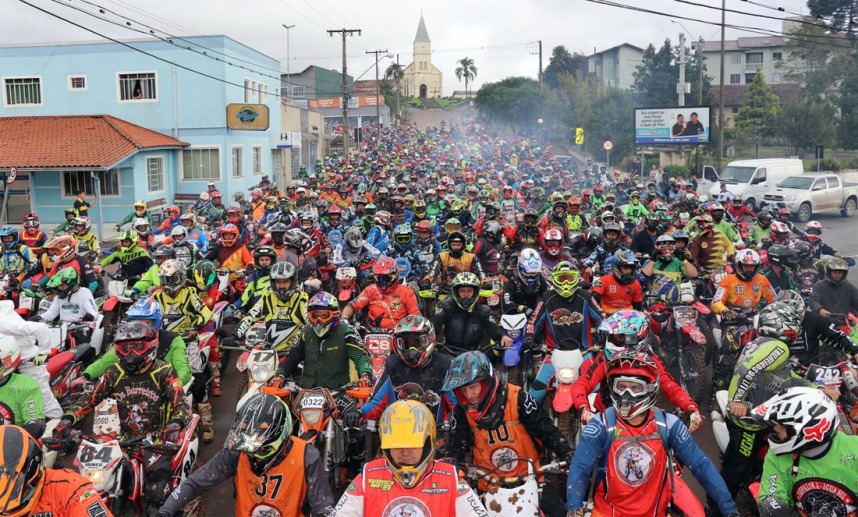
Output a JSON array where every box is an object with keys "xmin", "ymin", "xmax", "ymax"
[
  {"xmin": 0, "ymin": 425, "xmax": 44, "ymax": 516},
  {"xmin": 766, "ymin": 244, "xmax": 796, "ymax": 267},
  {"xmin": 153, "ymin": 244, "xmax": 176, "ymax": 260},
  {"xmin": 586, "ymin": 226, "xmax": 603, "ymax": 245},
  {"xmin": 602, "ymin": 222, "xmax": 622, "ymax": 249},
  {"xmin": 447, "ymin": 231, "xmax": 467, "ymax": 259},
  {"xmin": 227, "ymin": 393, "xmax": 293, "ymax": 475},
  {"xmin": 484, "ymin": 203, "xmax": 500, "ymax": 219},
  {"xmin": 253, "ymin": 246, "xmax": 277, "ymax": 275},
  {"xmin": 757, "ymin": 210, "xmax": 773, "ymax": 225},
  {"xmin": 269, "ymin": 223, "xmax": 288, "ymax": 246},
  {"xmin": 523, "ymin": 207, "xmax": 539, "ymax": 228}
]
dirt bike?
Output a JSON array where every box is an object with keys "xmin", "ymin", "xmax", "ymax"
[
  {"xmin": 799, "ymin": 360, "xmax": 858, "ymax": 435},
  {"xmin": 464, "ymin": 457, "xmax": 566, "ymax": 517},
  {"xmin": 44, "ymin": 398, "xmax": 205, "ymax": 516},
  {"xmin": 232, "ymin": 322, "xmax": 293, "ymax": 410},
  {"xmin": 363, "ymin": 330, "xmax": 393, "ymax": 382},
  {"xmin": 650, "ymin": 304, "xmax": 710, "ymax": 407},
  {"xmin": 95, "ymin": 269, "xmax": 137, "ymax": 346},
  {"xmin": 494, "ymin": 313, "xmax": 535, "ymax": 389},
  {"xmin": 549, "ymin": 348, "xmax": 587, "ymax": 449}
]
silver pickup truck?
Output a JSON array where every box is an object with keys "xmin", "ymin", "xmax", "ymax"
[{"xmin": 761, "ymin": 172, "xmax": 858, "ymax": 222}]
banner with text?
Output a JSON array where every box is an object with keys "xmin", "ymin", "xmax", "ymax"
[{"xmin": 634, "ymin": 107, "xmax": 710, "ymax": 145}]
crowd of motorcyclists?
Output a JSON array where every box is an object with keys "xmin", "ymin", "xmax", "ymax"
[{"xmin": 0, "ymin": 120, "xmax": 853, "ymax": 517}]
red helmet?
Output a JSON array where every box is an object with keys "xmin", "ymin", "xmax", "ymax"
[
  {"xmin": 542, "ymin": 228, "xmax": 564, "ymax": 257},
  {"xmin": 415, "ymin": 220, "xmax": 433, "ymax": 234},
  {"xmin": 226, "ymin": 207, "xmax": 242, "ymax": 224},
  {"xmin": 372, "ymin": 257, "xmax": 399, "ymax": 291},
  {"xmin": 219, "ymin": 223, "xmax": 239, "ymax": 247},
  {"xmin": 770, "ymin": 221, "xmax": 790, "ymax": 242},
  {"xmin": 166, "ymin": 205, "xmax": 180, "ymax": 217}
]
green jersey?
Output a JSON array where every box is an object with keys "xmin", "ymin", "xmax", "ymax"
[
  {"xmin": 0, "ymin": 373, "xmax": 43, "ymax": 425},
  {"xmin": 759, "ymin": 432, "xmax": 858, "ymax": 516}
]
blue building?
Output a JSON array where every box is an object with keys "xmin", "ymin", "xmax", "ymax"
[{"xmin": 0, "ymin": 35, "xmax": 281, "ymax": 225}]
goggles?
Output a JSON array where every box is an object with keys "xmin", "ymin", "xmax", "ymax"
[
  {"xmin": 611, "ymin": 376, "xmax": 649, "ymax": 397},
  {"xmin": 307, "ymin": 309, "xmax": 337, "ymax": 325},
  {"xmin": 554, "ymin": 270, "xmax": 579, "ymax": 284},
  {"xmin": 396, "ymin": 334, "xmax": 431, "ymax": 351},
  {"xmin": 115, "ymin": 340, "xmax": 153, "ymax": 356}
]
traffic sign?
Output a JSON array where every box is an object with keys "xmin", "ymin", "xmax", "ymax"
[
  {"xmin": 6, "ymin": 167, "xmax": 17, "ymax": 185},
  {"xmin": 575, "ymin": 128, "xmax": 584, "ymax": 145},
  {"xmin": 726, "ymin": 146, "xmax": 736, "ymax": 158},
  {"xmin": 603, "ymin": 140, "xmax": 614, "ymax": 151}
]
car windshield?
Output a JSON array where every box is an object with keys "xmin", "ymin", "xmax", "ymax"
[
  {"xmin": 718, "ymin": 166, "xmax": 756, "ymax": 183},
  {"xmin": 777, "ymin": 176, "xmax": 815, "ymax": 189}
]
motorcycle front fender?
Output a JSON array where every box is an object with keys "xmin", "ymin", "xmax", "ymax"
[
  {"xmin": 672, "ymin": 475, "xmax": 705, "ymax": 517},
  {"xmin": 101, "ymin": 296, "xmax": 119, "ymax": 312},
  {"xmin": 552, "ymin": 383, "xmax": 575, "ymax": 413},
  {"xmin": 503, "ymin": 347, "xmax": 521, "ymax": 368}
]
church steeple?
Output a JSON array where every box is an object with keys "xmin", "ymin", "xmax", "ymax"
[{"xmin": 414, "ymin": 14, "xmax": 430, "ymax": 43}]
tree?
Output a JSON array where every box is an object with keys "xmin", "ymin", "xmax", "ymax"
[
  {"xmin": 776, "ymin": 102, "xmax": 836, "ymax": 157},
  {"xmin": 808, "ymin": 0, "xmax": 858, "ymax": 34},
  {"xmin": 733, "ymin": 73, "xmax": 781, "ymax": 158},
  {"xmin": 544, "ymin": 45, "xmax": 588, "ymax": 88},
  {"xmin": 385, "ymin": 63, "xmax": 405, "ymax": 123},
  {"xmin": 783, "ymin": 19, "xmax": 843, "ymax": 103},
  {"xmin": 474, "ymin": 77, "xmax": 541, "ymax": 126},
  {"xmin": 455, "ymin": 57, "xmax": 478, "ymax": 97},
  {"xmin": 632, "ymin": 39, "xmax": 677, "ymax": 107}
]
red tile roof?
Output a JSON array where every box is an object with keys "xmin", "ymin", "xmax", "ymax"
[{"xmin": 0, "ymin": 115, "xmax": 188, "ymax": 169}]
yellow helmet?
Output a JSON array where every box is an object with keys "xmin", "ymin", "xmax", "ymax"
[
  {"xmin": 379, "ymin": 400, "xmax": 436, "ymax": 488},
  {"xmin": 134, "ymin": 200, "xmax": 146, "ymax": 215}
]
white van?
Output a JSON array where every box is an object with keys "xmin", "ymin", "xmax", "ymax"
[{"xmin": 707, "ymin": 159, "xmax": 804, "ymax": 209}]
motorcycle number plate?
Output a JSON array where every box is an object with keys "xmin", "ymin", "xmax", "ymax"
[
  {"xmin": 17, "ymin": 295, "xmax": 33, "ymax": 311},
  {"xmin": 366, "ymin": 335, "xmax": 392, "ymax": 355},
  {"xmin": 807, "ymin": 364, "xmax": 843, "ymax": 389},
  {"xmin": 79, "ymin": 442, "xmax": 120, "ymax": 469},
  {"xmin": 301, "ymin": 395, "xmax": 326, "ymax": 409}
]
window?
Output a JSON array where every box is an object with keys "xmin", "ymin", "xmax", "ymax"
[
  {"xmin": 730, "ymin": 74, "xmax": 741, "ymax": 84},
  {"xmin": 63, "ymin": 170, "xmax": 119, "ymax": 197},
  {"xmin": 258, "ymin": 83, "xmax": 265, "ymax": 102},
  {"xmin": 244, "ymin": 79, "xmax": 251, "ymax": 102},
  {"xmin": 69, "ymin": 76, "xmax": 87, "ymax": 91},
  {"xmin": 731, "ymin": 106, "xmax": 740, "ymax": 113},
  {"xmin": 827, "ymin": 176, "xmax": 840, "ymax": 188},
  {"xmin": 3, "ymin": 77, "xmax": 42, "ymax": 106},
  {"xmin": 252, "ymin": 146, "xmax": 263, "ymax": 175},
  {"xmin": 232, "ymin": 146, "xmax": 244, "ymax": 178},
  {"xmin": 182, "ymin": 148, "xmax": 220, "ymax": 181},
  {"xmin": 730, "ymin": 53, "xmax": 742, "ymax": 65},
  {"xmin": 118, "ymin": 72, "xmax": 157, "ymax": 101},
  {"xmin": 746, "ymin": 74, "xmax": 757, "ymax": 84},
  {"xmin": 292, "ymin": 85, "xmax": 305, "ymax": 98},
  {"xmin": 772, "ymin": 72, "xmax": 783, "ymax": 83},
  {"xmin": 746, "ymin": 52, "xmax": 763, "ymax": 64},
  {"xmin": 261, "ymin": 84, "xmax": 268, "ymax": 102},
  {"xmin": 146, "ymin": 157, "xmax": 164, "ymax": 193},
  {"xmin": 773, "ymin": 52, "xmax": 783, "ymax": 61},
  {"xmin": 251, "ymin": 81, "xmax": 257, "ymax": 102}
]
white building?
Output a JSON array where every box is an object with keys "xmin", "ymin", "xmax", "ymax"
[
  {"xmin": 699, "ymin": 36, "xmax": 798, "ymax": 86},
  {"xmin": 587, "ymin": 43, "xmax": 644, "ymax": 90}
]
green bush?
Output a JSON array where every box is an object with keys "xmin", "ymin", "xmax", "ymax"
[{"xmin": 663, "ymin": 164, "xmax": 691, "ymax": 181}]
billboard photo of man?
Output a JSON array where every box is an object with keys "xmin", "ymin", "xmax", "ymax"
[
  {"xmin": 684, "ymin": 112, "xmax": 705, "ymax": 136},
  {"xmin": 671, "ymin": 114, "xmax": 686, "ymax": 137}
]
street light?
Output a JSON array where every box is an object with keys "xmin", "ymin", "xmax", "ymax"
[
  {"xmin": 364, "ymin": 51, "xmax": 394, "ymax": 145},
  {"xmin": 282, "ymin": 24, "xmax": 295, "ymax": 98}
]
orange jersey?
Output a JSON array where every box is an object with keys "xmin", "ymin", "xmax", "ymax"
[
  {"xmin": 711, "ymin": 273, "xmax": 775, "ymax": 314},
  {"xmin": 235, "ymin": 437, "xmax": 308, "ymax": 517},
  {"xmin": 592, "ymin": 274, "xmax": 644, "ymax": 315},
  {"xmin": 350, "ymin": 283, "xmax": 420, "ymax": 330},
  {"xmin": 30, "ymin": 467, "xmax": 112, "ymax": 517}
]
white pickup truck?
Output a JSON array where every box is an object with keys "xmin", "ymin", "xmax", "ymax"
[{"xmin": 761, "ymin": 172, "xmax": 858, "ymax": 222}]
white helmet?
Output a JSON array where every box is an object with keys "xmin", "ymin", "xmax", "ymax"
[
  {"xmin": 0, "ymin": 335, "xmax": 21, "ymax": 384},
  {"xmin": 132, "ymin": 217, "xmax": 150, "ymax": 232},
  {"xmin": 751, "ymin": 387, "xmax": 839, "ymax": 455}
]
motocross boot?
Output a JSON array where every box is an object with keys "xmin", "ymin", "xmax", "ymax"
[
  {"xmin": 198, "ymin": 402, "xmax": 214, "ymax": 443},
  {"xmin": 210, "ymin": 360, "xmax": 222, "ymax": 397}
]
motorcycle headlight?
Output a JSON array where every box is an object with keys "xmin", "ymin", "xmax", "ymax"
[
  {"xmin": 86, "ymin": 469, "xmax": 109, "ymax": 492},
  {"xmin": 557, "ymin": 367, "xmax": 578, "ymax": 384},
  {"xmin": 250, "ymin": 363, "xmax": 274, "ymax": 383},
  {"xmin": 302, "ymin": 409, "xmax": 323, "ymax": 425}
]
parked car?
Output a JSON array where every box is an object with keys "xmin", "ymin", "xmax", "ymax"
[
  {"xmin": 707, "ymin": 158, "xmax": 804, "ymax": 210},
  {"xmin": 761, "ymin": 172, "xmax": 858, "ymax": 222}
]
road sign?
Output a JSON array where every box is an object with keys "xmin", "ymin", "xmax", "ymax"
[
  {"xmin": 575, "ymin": 128, "xmax": 584, "ymax": 145},
  {"xmin": 726, "ymin": 146, "xmax": 736, "ymax": 158},
  {"xmin": 603, "ymin": 140, "xmax": 614, "ymax": 151},
  {"xmin": 6, "ymin": 167, "xmax": 16, "ymax": 185},
  {"xmin": 816, "ymin": 145, "xmax": 824, "ymax": 160}
]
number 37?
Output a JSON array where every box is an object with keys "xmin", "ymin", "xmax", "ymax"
[{"xmin": 255, "ymin": 473, "xmax": 284, "ymax": 499}]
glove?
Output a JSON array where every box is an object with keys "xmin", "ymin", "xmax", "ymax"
[
  {"xmin": 160, "ymin": 420, "xmax": 183, "ymax": 444},
  {"xmin": 721, "ymin": 309, "xmax": 738, "ymax": 321},
  {"xmin": 343, "ymin": 409, "xmax": 362, "ymax": 429},
  {"xmin": 123, "ymin": 288, "xmax": 137, "ymax": 298},
  {"xmin": 523, "ymin": 336, "xmax": 535, "ymax": 351},
  {"xmin": 113, "ymin": 225, "xmax": 120, "ymax": 233},
  {"xmin": 517, "ymin": 305, "xmax": 533, "ymax": 317},
  {"xmin": 52, "ymin": 417, "xmax": 74, "ymax": 441},
  {"xmin": 269, "ymin": 374, "xmax": 285, "ymax": 388},
  {"xmin": 82, "ymin": 313, "xmax": 95, "ymax": 322},
  {"xmin": 71, "ymin": 375, "xmax": 91, "ymax": 389},
  {"xmin": 688, "ymin": 410, "xmax": 703, "ymax": 433},
  {"xmin": 580, "ymin": 407, "xmax": 594, "ymax": 426},
  {"xmin": 358, "ymin": 373, "xmax": 373, "ymax": 388},
  {"xmin": 220, "ymin": 334, "xmax": 239, "ymax": 348},
  {"xmin": 847, "ymin": 257, "xmax": 856, "ymax": 267},
  {"xmin": 33, "ymin": 354, "xmax": 48, "ymax": 366}
]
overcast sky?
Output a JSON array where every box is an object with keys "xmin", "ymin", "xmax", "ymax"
[{"xmin": 3, "ymin": 0, "xmax": 797, "ymax": 95}]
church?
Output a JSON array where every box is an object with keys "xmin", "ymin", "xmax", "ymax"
[{"xmin": 402, "ymin": 15, "xmax": 443, "ymax": 98}]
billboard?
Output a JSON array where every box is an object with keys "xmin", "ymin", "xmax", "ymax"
[
  {"xmin": 226, "ymin": 104, "xmax": 270, "ymax": 131},
  {"xmin": 634, "ymin": 107, "xmax": 710, "ymax": 145}
]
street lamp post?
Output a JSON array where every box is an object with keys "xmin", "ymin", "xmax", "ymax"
[
  {"xmin": 366, "ymin": 50, "xmax": 393, "ymax": 145},
  {"xmin": 282, "ymin": 24, "xmax": 295, "ymax": 97}
]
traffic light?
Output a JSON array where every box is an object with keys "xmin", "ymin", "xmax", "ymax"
[{"xmin": 575, "ymin": 127, "xmax": 584, "ymax": 145}]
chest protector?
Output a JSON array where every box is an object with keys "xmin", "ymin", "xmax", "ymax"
[
  {"xmin": 439, "ymin": 252, "xmax": 475, "ymax": 286},
  {"xmin": 465, "ymin": 384, "xmax": 539, "ymax": 492},
  {"xmin": 236, "ymin": 438, "xmax": 308, "ymax": 517},
  {"xmin": 361, "ymin": 458, "xmax": 460, "ymax": 516}
]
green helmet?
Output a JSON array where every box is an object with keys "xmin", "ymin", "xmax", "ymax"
[
  {"xmin": 452, "ymin": 272, "xmax": 481, "ymax": 311},
  {"xmin": 450, "ymin": 200, "xmax": 466, "ymax": 216},
  {"xmin": 47, "ymin": 267, "xmax": 79, "ymax": 296},
  {"xmin": 118, "ymin": 230, "xmax": 139, "ymax": 252}
]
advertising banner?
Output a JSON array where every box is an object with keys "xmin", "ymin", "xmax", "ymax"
[{"xmin": 634, "ymin": 107, "xmax": 710, "ymax": 145}]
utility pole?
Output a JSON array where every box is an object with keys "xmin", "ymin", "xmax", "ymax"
[
  {"xmin": 282, "ymin": 24, "xmax": 295, "ymax": 97},
  {"xmin": 718, "ymin": 0, "xmax": 726, "ymax": 168},
  {"xmin": 698, "ymin": 37, "xmax": 704, "ymax": 104},
  {"xmin": 396, "ymin": 54, "xmax": 401, "ymax": 127},
  {"xmin": 678, "ymin": 32, "xmax": 686, "ymax": 107},
  {"xmin": 328, "ymin": 28, "xmax": 361, "ymax": 164},
  {"xmin": 366, "ymin": 49, "xmax": 388, "ymax": 145}
]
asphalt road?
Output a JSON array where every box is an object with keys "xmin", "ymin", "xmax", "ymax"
[{"xmin": 198, "ymin": 211, "xmax": 858, "ymax": 516}]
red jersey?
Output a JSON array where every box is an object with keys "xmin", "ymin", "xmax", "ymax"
[{"xmin": 591, "ymin": 274, "xmax": 643, "ymax": 315}]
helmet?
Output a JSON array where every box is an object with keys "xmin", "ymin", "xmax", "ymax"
[
  {"xmin": 219, "ymin": 224, "xmax": 239, "ymax": 247},
  {"xmin": 179, "ymin": 213, "xmax": 196, "ymax": 228},
  {"xmin": 414, "ymin": 220, "xmax": 433, "ymax": 236},
  {"xmin": 654, "ymin": 235, "xmax": 676, "ymax": 261},
  {"xmin": 269, "ymin": 261, "xmax": 297, "ymax": 301},
  {"xmin": 118, "ymin": 230, "xmax": 139, "ymax": 252},
  {"xmin": 192, "ymin": 260, "xmax": 217, "ymax": 292},
  {"xmin": 804, "ymin": 220, "xmax": 823, "ymax": 236},
  {"xmin": 344, "ymin": 228, "xmax": 362, "ymax": 253},
  {"xmin": 307, "ymin": 291, "xmax": 341, "ymax": 337},
  {"xmin": 327, "ymin": 205, "xmax": 343, "ymax": 219},
  {"xmin": 697, "ymin": 213, "xmax": 715, "ymax": 233},
  {"xmin": 483, "ymin": 221, "xmax": 502, "ymax": 243},
  {"xmin": 45, "ymin": 236, "xmax": 78, "ymax": 263},
  {"xmin": 169, "ymin": 225, "xmax": 188, "ymax": 243},
  {"xmin": 551, "ymin": 261, "xmax": 580, "ymax": 298},
  {"xmin": 791, "ymin": 240, "xmax": 814, "ymax": 262},
  {"xmin": 0, "ymin": 336, "xmax": 22, "ymax": 385},
  {"xmin": 64, "ymin": 208, "xmax": 77, "ymax": 220},
  {"xmin": 824, "ymin": 257, "xmax": 849, "ymax": 284},
  {"xmin": 523, "ymin": 208, "xmax": 539, "ymax": 228},
  {"xmin": 132, "ymin": 217, "xmax": 150, "ymax": 234},
  {"xmin": 22, "ymin": 213, "xmax": 39, "ymax": 231},
  {"xmin": 775, "ymin": 289, "xmax": 806, "ymax": 315},
  {"xmin": 393, "ymin": 315, "xmax": 436, "ymax": 368},
  {"xmin": 373, "ymin": 211, "xmax": 392, "ymax": 229},
  {"xmin": 285, "ymin": 229, "xmax": 306, "ymax": 251},
  {"xmin": 542, "ymin": 228, "xmax": 564, "ymax": 257},
  {"xmin": 250, "ymin": 189, "xmax": 263, "ymax": 201},
  {"xmin": 777, "ymin": 207, "xmax": 791, "ymax": 219},
  {"xmin": 126, "ymin": 297, "xmax": 164, "ymax": 332},
  {"xmin": 758, "ymin": 303, "xmax": 801, "ymax": 344},
  {"xmin": 253, "ymin": 246, "xmax": 276, "ymax": 275},
  {"xmin": 412, "ymin": 199, "xmax": 427, "ymax": 217},
  {"xmin": 757, "ymin": 210, "xmax": 773, "ymax": 225},
  {"xmin": 709, "ymin": 201, "xmax": 724, "ymax": 213},
  {"xmin": 612, "ymin": 249, "xmax": 640, "ymax": 285},
  {"xmin": 517, "ymin": 248, "xmax": 542, "ymax": 289},
  {"xmin": 373, "ymin": 257, "xmax": 399, "ymax": 291},
  {"xmin": 153, "ymin": 244, "xmax": 176, "ymax": 261},
  {"xmin": 770, "ymin": 221, "xmax": 790, "ymax": 242},
  {"xmin": 268, "ymin": 223, "xmax": 287, "ymax": 247},
  {"xmin": 226, "ymin": 206, "xmax": 242, "ymax": 224},
  {"xmin": 735, "ymin": 249, "xmax": 762, "ymax": 281},
  {"xmin": 46, "ymin": 267, "xmax": 79, "ymax": 298},
  {"xmin": 607, "ymin": 351, "xmax": 660, "ymax": 419},
  {"xmin": 450, "ymin": 200, "xmax": 467, "ymax": 216},
  {"xmin": 199, "ymin": 192, "xmax": 210, "ymax": 203},
  {"xmin": 444, "ymin": 218, "xmax": 462, "ymax": 233},
  {"xmin": 452, "ymin": 272, "xmax": 480, "ymax": 311},
  {"xmin": 671, "ymin": 229, "xmax": 689, "ymax": 245},
  {"xmin": 600, "ymin": 209, "xmax": 616, "ymax": 226},
  {"xmin": 0, "ymin": 425, "xmax": 45, "ymax": 517},
  {"xmin": 752, "ymin": 387, "xmax": 839, "ymax": 455},
  {"xmin": 0, "ymin": 227, "xmax": 18, "ymax": 250},
  {"xmin": 394, "ymin": 223, "xmax": 413, "ymax": 246},
  {"xmin": 602, "ymin": 222, "xmax": 622, "ymax": 249},
  {"xmin": 210, "ymin": 190, "xmax": 223, "ymax": 202},
  {"xmin": 158, "ymin": 259, "xmax": 186, "ymax": 296},
  {"xmin": 442, "ymin": 351, "xmax": 499, "ymax": 422},
  {"xmin": 226, "ymin": 393, "xmax": 293, "ymax": 475},
  {"xmin": 447, "ymin": 232, "xmax": 467, "ymax": 259},
  {"xmin": 379, "ymin": 400, "xmax": 436, "ymax": 488},
  {"xmin": 166, "ymin": 205, "xmax": 180, "ymax": 218},
  {"xmin": 645, "ymin": 212, "xmax": 660, "ymax": 230},
  {"xmin": 113, "ymin": 321, "xmax": 159, "ymax": 374},
  {"xmin": 766, "ymin": 244, "xmax": 795, "ymax": 267},
  {"xmin": 599, "ymin": 310, "xmax": 650, "ymax": 360}
]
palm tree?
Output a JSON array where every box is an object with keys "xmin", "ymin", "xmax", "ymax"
[
  {"xmin": 385, "ymin": 63, "xmax": 405, "ymax": 125},
  {"xmin": 455, "ymin": 57, "xmax": 478, "ymax": 98}
]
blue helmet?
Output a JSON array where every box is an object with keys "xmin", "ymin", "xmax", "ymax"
[
  {"xmin": 517, "ymin": 248, "xmax": 542, "ymax": 288},
  {"xmin": 126, "ymin": 296, "xmax": 163, "ymax": 332},
  {"xmin": 598, "ymin": 310, "xmax": 650, "ymax": 360},
  {"xmin": 0, "ymin": 226, "xmax": 18, "ymax": 251},
  {"xmin": 443, "ymin": 351, "xmax": 499, "ymax": 422}
]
